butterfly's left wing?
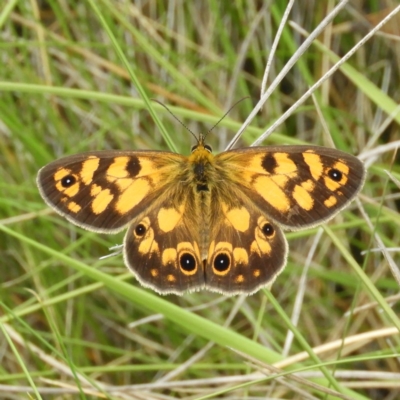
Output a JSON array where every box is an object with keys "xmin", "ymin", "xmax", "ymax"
[
  {"xmin": 214, "ymin": 145, "xmax": 365, "ymax": 229},
  {"xmin": 123, "ymin": 191, "xmax": 205, "ymax": 295},
  {"xmin": 38, "ymin": 150, "xmax": 206, "ymax": 294},
  {"xmin": 37, "ymin": 150, "xmax": 186, "ymax": 233}
]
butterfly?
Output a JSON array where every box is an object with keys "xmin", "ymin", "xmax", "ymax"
[{"xmin": 37, "ymin": 135, "xmax": 365, "ymax": 295}]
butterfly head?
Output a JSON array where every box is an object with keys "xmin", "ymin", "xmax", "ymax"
[
  {"xmin": 190, "ymin": 134, "xmax": 212, "ymax": 154},
  {"xmin": 189, "ymin": 135, "xmax": 214, "ymax": 163}
]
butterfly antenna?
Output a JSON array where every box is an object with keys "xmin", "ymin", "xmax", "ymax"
[
  {"xmin": 152, "ymin": 99, "xmax": 198, "ymax": 143},
  {"xmin": 203, "ymin": 97, "xmax": 250, "ymax": 141}
]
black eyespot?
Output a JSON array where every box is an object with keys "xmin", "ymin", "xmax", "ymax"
[
  {"xmin": 134, "ymin": 224, "xmax": 146, "ymax": 236},
  {"xmin": 191, "ymin": 144, "xmax": 198, "ymax": 153},
  {"xmin": 328, "ymin": 168, "xmax": 342, "ymax": 182},
  {"xmin": 61, "ymin": 175, "xmax": 76, "ymax": 187},
  {"xmin": 214, "ymin": 253, "xmax": 230, "ymax": 272},
  {"xmin": 262, "ymin": 223, "xmax": 274, "ymax": 237},
  {"xmin": 180, "ymin": 253, "xmax": 196, "ymax": 272}
]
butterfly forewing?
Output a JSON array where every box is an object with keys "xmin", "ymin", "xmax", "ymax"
[
  {"xmin": 216, "ymin": 145, "xmax": 365, "ymax": 229},
  {"xmin": 37, "ymin": 150, "xmax": 186, "ymax": 233}
]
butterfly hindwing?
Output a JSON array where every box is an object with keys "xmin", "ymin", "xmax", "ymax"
[
  {"xmin": 123, "ymin": 194, "xmax": 205, "ymax": 295},
  {"xmin": 204, "ymin": 194, "xmax": 288, "ymax": 295}
]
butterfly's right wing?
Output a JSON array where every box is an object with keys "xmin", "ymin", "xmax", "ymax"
[
  {"xmin": 215, "ymin": 145, "xmax": 365, "ymax": 230},
  {"xmin": 203, "ymin": 188, "xmax": 288, "ymax": 295}
]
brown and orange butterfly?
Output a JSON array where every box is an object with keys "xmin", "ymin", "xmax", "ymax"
[{"xmin": 37, "ymin": 136, "xmax": 365, "ymax": 295}]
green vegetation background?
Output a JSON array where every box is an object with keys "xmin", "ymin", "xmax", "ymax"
[{"xmin": 0, "ymin": 1, "xmax": 399, "ymax": 399}]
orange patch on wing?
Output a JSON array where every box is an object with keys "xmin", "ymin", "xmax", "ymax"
[
  {"xmin": 67, "ymin": 201, "xmax": 81, "ymax": 213},
  {"xmin": 80, "ymin": 157, "xmax": 100, "ymax": 185},
  {"xmin": 293, "ymin": 184, "xmax": 314, "ymax": 210},
  {"xmin": 90, "ymin": 184, "xmax": 102, "ymax": 196},
  {"xmin": 303, "ymin": 151, "xmax": 323, "ymax": 181},
  {"xmin": 115, "ymin": 178, "xmax": 150, "ymax": 214},
  {"xmin": 215, "ymin": 241, "xmax": 232, "ymax": 252},
  {"xmin": 254, "ymin": 176, "xmax": 290, "ymax": 212},
  {"xmin": 92, "ymin": 189, "xmax": 113, "ymax": 214},
  {"xmin": 137, "ymin": 225, "xmax": 160, "ymax": 255},
  {"xmin": 324, "ymin": 195, "xmax": 337, "ymax": 208},
  {"xmin": 158, "ymin": 206, "xmax": 184, "ymax": 233},
  {"xmin": 167, "ymin": 274, "xmax": 176, "ymax": 282},
  {"xmin": 233, "ymin": 248, "xmax": 248, "ymax": 265},
  {"xmin": 222, "ymin": 204, "xmax": 250, "ymax": 232},
  {"xmin": 324, "ymin": 176, "xmax": 342, "ymax": 191},
  {"xmin": 56, "ymin": 180, "xmax": 79, "ymax": 197},
  {"xmin": 107, "ymin": 157, "xmax": 130, "ymax": 179},
  {"xmin": 245, "ymin": 154, "xmax": 265, "ymax": 175},
  {"xmin": 273, "ymin": 153, "xmax": 298, "ymax": 176},
  {"xmin": 301, "ymin": 179, "xmax": 315, "ymax": 192},
  {"xmin": 162, "ymin": 248, "xmax": 177, "ymax": 266},
  {"xmin": 115, "ymin": 178, "xmax": 134, "ymax": 191},
  {"xmin": 54, "ymin": 168, "xmax": 71, "ymax": 181},
  {"xmin": 136, "ymin": 158, "xmax": 160, "ymax": 181},
  {"xmin": 271, "ymin": 175, "xmax": 289, "ymax": 188},
  {"xmin": 235, "ymin": 274, "xmax": 245, "ymax": 283}
]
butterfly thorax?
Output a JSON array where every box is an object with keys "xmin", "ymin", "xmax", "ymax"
[
  {"xmin": 184, "ymin": 141, "xmax": 219, "ymax": 258},
  {"xmin": 188, "ymin": 141, "xmax": 216, "ymax": 192}
]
